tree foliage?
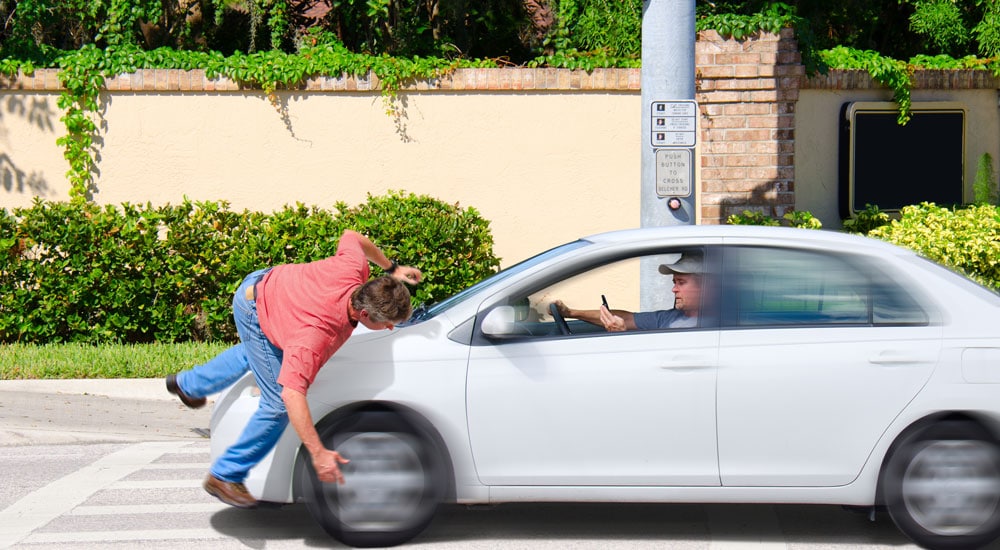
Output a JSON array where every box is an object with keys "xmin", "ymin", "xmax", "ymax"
[
  {"xmin": 3, "ymin": 1, "xmax": 999, "ymax": 65},
  {"xmin": 699, "ymin": 0, "xmax": 1000, "ymax": 60},
  {"xmin": 907, "ymin": 0, "xmax": 972, "ymax": 56}
]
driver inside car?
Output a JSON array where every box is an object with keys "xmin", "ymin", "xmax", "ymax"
[{"xmin": 551, "ymin": 253, "xmax": 703, "ymax": 331}]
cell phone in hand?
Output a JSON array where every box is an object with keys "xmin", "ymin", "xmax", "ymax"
[{"xmin": 601, "ymin": 295, "xmax": 610, "ymax": 310}]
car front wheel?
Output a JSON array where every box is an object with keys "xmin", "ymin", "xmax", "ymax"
[
  {"xmin": 296, "ymin": 410, "xmax": 448, "ymax": 548},
  {"xmin": 882, "ymin": 421, "xmax": 1000, "ymax": 549}
]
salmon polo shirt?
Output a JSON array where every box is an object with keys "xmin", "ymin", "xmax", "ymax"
[{"xmin": 255, "ymin": 231, "xmax": 370, "ymax": 394}]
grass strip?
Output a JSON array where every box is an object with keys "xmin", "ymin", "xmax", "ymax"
[{"xmin": 0, "ymin": 342, "xmax": 231, "ymax": 379}]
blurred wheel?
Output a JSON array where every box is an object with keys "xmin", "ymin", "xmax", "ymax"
[
  {"xmin": 296, "ymin": 410, "xmax": 447, "ymax": 547},
  {"xmin": 882, "ymin": 422, "xmax": 1000, "ymax": 549}
]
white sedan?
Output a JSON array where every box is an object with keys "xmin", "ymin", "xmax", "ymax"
[{"xmin": 209, "ymin": 225, "xmax": 1000, "ymax": 549}]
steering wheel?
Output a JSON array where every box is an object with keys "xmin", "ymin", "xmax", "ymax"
[{"xmin": 549, "ymin": 302, "xmax": 571, "ymax": 335}]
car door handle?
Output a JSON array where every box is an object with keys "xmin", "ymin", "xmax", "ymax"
[
  {"xmin": 868, "ymin": 352, "xmax": 932, "ymax": 365},
  {"xmin": 659, "ymin": 356, "xmax": 714, "ymax": 370}
]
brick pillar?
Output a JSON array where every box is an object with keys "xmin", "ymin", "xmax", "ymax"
[{"xmin": 695, "ymin": 28, "xmax": 803, "ymax": 224}]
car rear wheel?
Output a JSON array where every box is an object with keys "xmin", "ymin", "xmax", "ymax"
[
  {"xmin": 882, "ymin": 421, "xmax": 1000, "ymax": 549},
  {"xmin": 295, "ymin": 410, "xmax": 447, "ymax": 548}
]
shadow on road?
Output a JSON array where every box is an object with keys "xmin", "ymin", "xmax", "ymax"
[{"xmin": 208, "ymin": 501, "xmax": 922, "ymax": 548}]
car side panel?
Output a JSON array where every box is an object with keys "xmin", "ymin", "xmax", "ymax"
[
  {"xmin": 717, "ymin": 325, "xmax": 941, "ymax": 486},
  {"xmin": 467, "ymin": 330, "xmax": 720, "ymax": 486}
]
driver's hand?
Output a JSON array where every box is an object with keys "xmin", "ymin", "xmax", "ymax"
[
  {"xmin": 553, "ymin": 300, "xmax": 571, "ymax": 318},
  {"xmin": 599, "ymin": 306, "xmax": 626, "ymax": 332}
]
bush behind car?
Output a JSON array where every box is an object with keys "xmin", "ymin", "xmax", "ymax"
[
  {"xmin": 729, "ymin": 201, "xmax": 1000, "ymax": 291},
  {"xmin": 0, "ymin": 191, "xmax": 500, "ymax": 344},
  {"xmin": 870, "ymin": 202, "xmax": 1000, "ymax": 290}
]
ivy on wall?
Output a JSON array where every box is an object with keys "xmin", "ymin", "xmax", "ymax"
[{"xmin": 819, "ymin": 46, "xmax": 1000, "ymax": 124}]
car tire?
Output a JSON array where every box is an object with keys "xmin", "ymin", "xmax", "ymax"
[
  {"xmin": 882, "ymin": 421, "xmax": 1000, "ymax": 550},
  {"xmin": 295, "ymin": 410, "xmax": 448, "ymax": 548}
]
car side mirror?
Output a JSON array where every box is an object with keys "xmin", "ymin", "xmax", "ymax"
[{"xmin": 480, "ymin": 306, "xmax": 526, "ymax": 337}]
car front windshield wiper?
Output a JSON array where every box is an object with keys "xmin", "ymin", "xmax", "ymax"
[{"xmin": 402, "ymin": 303, "xmax": 433, "ymax": 326}]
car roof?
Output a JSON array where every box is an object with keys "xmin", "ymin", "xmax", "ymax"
[{"xmin": 581, "ymin": 225, "xmax": 912, "ymax": 256}]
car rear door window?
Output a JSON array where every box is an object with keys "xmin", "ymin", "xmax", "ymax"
[{"xmin": 724, "ymin": 246, "xmax": 927, "ymax": 328}]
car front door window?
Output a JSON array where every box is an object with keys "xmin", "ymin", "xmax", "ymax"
[{"xmin": 466, "ymin": 247, "xmax": 721, "ymax": 486}]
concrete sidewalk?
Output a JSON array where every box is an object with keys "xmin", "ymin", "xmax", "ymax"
[{"xmin": 0, "ymin": 378, "xmax": 214, "ymax": 446}]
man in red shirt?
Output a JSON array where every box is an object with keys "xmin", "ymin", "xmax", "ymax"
[{"xmin": 166, "ymin": 230, "xmax": 421, "ymax": 508}]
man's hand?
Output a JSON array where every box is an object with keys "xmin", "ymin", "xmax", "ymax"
[
  {"xmin": 350, "ymin": 230, "xmax": 423, "ymax": 285},
  {"xmin": 283, "ymin": 386, "xmax": 350, "ymax": 484},
  {"xmin": 553, "ymin": 300, "xmax": 572, "ymax": 318},
  {"xmin": 392, "ymin": 265, "xmax": 422, "ymax": 285},
  {"xmin": 312, "ymin": 448, "xmax": 351, "ymax": 484},
  {"xmin": 599, "ymin": 305, "xmax": 627, "ymax": 332}
]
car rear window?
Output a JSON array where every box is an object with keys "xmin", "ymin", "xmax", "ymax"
[{"xmin": 725, "ymin": 246, "xmax": 928, "ymax": 327}]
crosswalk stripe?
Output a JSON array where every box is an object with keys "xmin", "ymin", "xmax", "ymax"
[
  {"xmin": 69, "ymin": 503, "xmax": 229, "ymax": 515},
  {"xmin": 707, "ymin": 505, "xmax": 788, "ymax": 550},
  {"xmin": 162, "ymin": 446, "xmax": 210, "ymax": 455},
  {"xmin": 143, "ymin": 463, "xmax": 208, "ymax": 470},
  {"xmin": 0, "ymin": 441, "xmax": 188, "ymax": 548},
  {"xmin": 21, "ymin": 528, "xmax": 228, "ymax": 544},
  {"xmin": 111, "ymin": 479, "xmax": 205, "ymax": 489}
]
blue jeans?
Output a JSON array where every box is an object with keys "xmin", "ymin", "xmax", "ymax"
[{"xmin": 177, "ymin": 268, "xmax": 288, "ymax": 483}]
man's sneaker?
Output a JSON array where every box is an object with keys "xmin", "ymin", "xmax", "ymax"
[
  {"xmin": 203, "ymin": 475, "xmax": 258, "ymax": 509},
  {"xmin": 165, "ymin": 374, "xmax": 206, "ymax": 409}
]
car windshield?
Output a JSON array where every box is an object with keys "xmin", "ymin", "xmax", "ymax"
[{"xmin": 404, "ymin": 239, "xmax": 590, "ymax": 325}]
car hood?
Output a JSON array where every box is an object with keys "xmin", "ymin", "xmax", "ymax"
[
  {"xmin": 345, "ymin": 324, "xmax": 396, "ymax": 344},
  {"xmin": 305, "ymin": 316, "xmax": 464, "ymax": 406}
]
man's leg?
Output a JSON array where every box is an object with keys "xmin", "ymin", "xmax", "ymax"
[
  {"xmin": 203, "ymin": 267, "xmax": 286, "ymax": 508},
  {"xmin": 203, "ymin": 395, "xmax": 287, "ymax": 508},
  {"xmin": 170, "ymin": 344, "xmax": 250, "ymax": 407},
  {"xmin": 167, "ymin": 269, "xmax": 269, "ymax": 407}
]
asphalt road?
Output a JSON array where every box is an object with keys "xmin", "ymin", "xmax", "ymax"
[
  {"xmin": 0, "ymin": 387, "xmax": 209, "ymax": 446},
  {"xmin": 0, "ymin": 381, "xmax": 990, "ymax": 549},
  {"xmin": 0, "ymin": 436, "xmax": 919, "ymax": 550}
]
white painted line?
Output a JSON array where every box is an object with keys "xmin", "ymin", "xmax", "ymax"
[
  {"xmin": 143, "ymin": 462, "xmax": 208, "ymax": 470},
  {"xmin": 111, "ymin": 479, "xmax": 204, "ymax": 489},
  {"xmin": 709, "ymin": 542, "xmax": 789, "ymax": 550},
  {"xmin": 21, "ymin": 528, "xmax": 227, "ymax": 544},
  {"xmin": 160, "ymin": 446, "xmax": 210, "ymax": 455},
  {"xmin": 0, "ymin": 441, "xmax": 186, "ymax": 548},
  {"xmin": 707, "ymin": 505, "xmax": 788, "ymax": 550},
  {"xmin": 70, "ymin": 503, "xmax": 229, "ymax": 515}
]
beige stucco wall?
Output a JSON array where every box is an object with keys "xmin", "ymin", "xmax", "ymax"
[
  {"xmin": 4, "ymin": 65, "xmax": 1000, "ymax": 267},
  {"xmin": 1, "ymin": 87, "xmax": 641, "ymax": 267},
  {"xmin": 795, "ymin": 87, "xmax": 1000, "ymax": 228},
  {"xmin": 0, "ymin": 91, "xmax": 66, "ymax": 201}
]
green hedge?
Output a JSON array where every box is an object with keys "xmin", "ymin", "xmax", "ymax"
[{"xmin": 0, "ymin": 191, "xmax": 500, "ymax": 344}]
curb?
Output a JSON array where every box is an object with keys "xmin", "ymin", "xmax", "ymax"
[{"xmin": 0, "ymin": 378, "xmax": 173, "ymax": 401}]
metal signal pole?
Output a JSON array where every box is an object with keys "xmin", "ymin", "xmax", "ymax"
[{"xmin": 640, "ymin": 0, "xmax": 697, "ymax": 310}]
